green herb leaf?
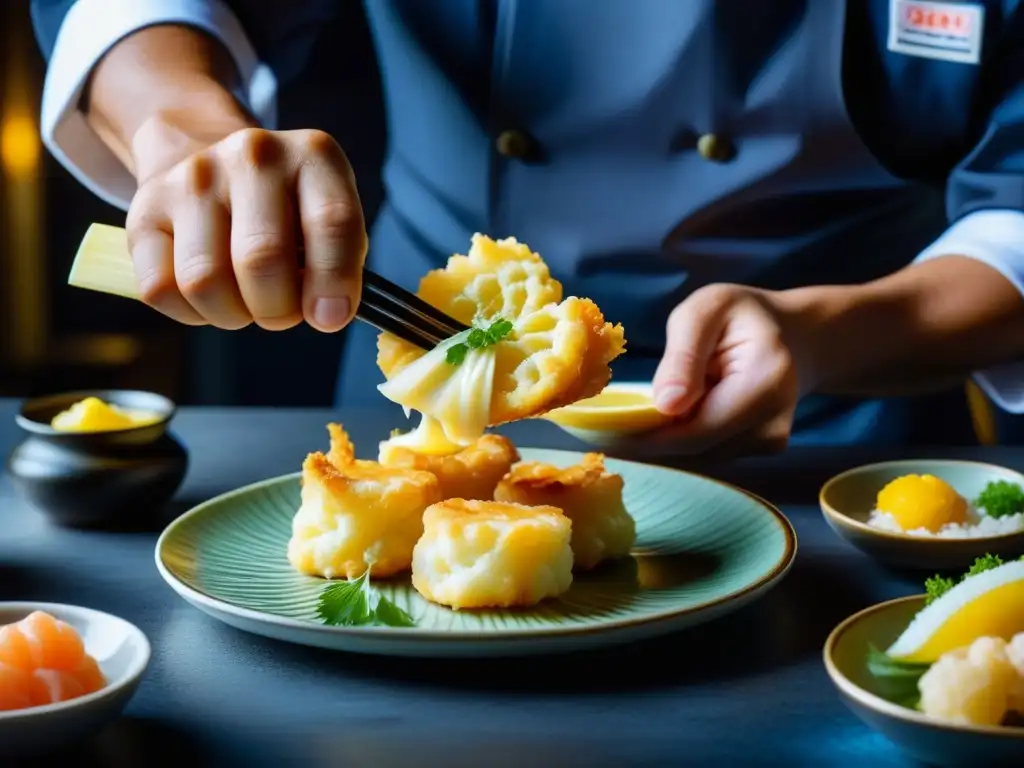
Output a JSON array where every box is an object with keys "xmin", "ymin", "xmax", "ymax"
[
  {"xmin": 445, "ymin": 343, "xmax": 469, "ymax": 365},
  {"xmin": 923, "ymin": 574, "xmax": 956, "ymax": 605},
  {"xmin": 317, "ymin": 571, "xmax": 373, "ymax": 626},
  {"xmin": 372, "ymin": 596, "xmax": 416, "ymax": 627},
  {"xmin": 466, "ymin": 328, "xmax": 487, "ymax": 349},
  {"xmin": 445, "ymin": 317, "xmax": 514, "ymax": 366},
  {"xmin": 965, "ymin": 553, "xmax": 1004, "ymax": 578},
  {"xmin": 483, "ymin": 318, "xmax": 514, "ymax": 345},
  {"xmin": 974, "ymin": 480, "xmax": 1024, "ymax": 519},
  {"xmin": 865, "ymin": 644, "xmax": 931, "ymax": 709},
  {"xmin": 317, "ymin": 568, "xmax": 416, "ymax": 628}
]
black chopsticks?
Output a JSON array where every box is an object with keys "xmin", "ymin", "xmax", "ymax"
[{"xmin": 358, "ymin": 269, "xmax": 470, "ymax": 349}]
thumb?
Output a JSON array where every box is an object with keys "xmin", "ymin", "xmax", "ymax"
[{"xmin": 653, "ymin": 287, "xmax": 733, "ymax": 415}]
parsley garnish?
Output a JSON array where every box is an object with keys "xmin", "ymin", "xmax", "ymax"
[
  {"xmin": 974, "ymin": 480, "xmax": 1024, "ymax": 519},
  {"xmin": 964, "ymin": 553, "xmax": 1005, "ymax": 578},
  {"xmin": 445, "ymin": 318, "xmax": 514, "ymax": 365},
  {"xmin": 316, "ymin": 568, "xmax": 415, "ymax": 628},
  {"xmin": 920, "ymin": 553, "xmax": 1021, "ymax": 606},
  {"xmin": 923, "ymin": 574, "xmax": 956, "ymax": 606},
  {"xmin": 865, "ymin": 644, "xmax": 931, "ymax": 710}
]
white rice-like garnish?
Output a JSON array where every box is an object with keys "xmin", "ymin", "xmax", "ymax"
[{"xmin": 867, "ymin": 506, "xmax": 1024, "ymax": 539}]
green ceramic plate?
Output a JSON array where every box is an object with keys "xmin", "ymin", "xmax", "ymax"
[{"xmin": 156, "ymin": 448, "xmax": 796, "ymax": 657}]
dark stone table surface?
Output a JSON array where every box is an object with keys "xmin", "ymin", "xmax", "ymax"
[{"xmin": 4, "ymin": 399, "xmax": 1022, "ymax": 767}]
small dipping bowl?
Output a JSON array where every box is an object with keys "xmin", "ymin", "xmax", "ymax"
[
  {"xmin": 824, "ymin": 595, "xmax": 1023, "ymax": 767},
  {"xmin": 0, "ymin": 602, "xmax": 151, "ymax": 760},
  {"xmin": 542, "ymin": 382, "xmax": 674, "ymax": 448},
  {"xmin": 6, "ymin": 390, "xmax": 188, "ymax": 529},
  {"xmin": 820, "ymin": 459, "xmax": 1024, "ymax": 571}
]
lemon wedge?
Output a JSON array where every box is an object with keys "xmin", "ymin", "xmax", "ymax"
[
  {"xmin": 542, "ymin": 382, "xmax": 672, "ymax": 435},
  {"xmin": 887, "ymin": 559, "xmax": 1024, "ymax": 663}
]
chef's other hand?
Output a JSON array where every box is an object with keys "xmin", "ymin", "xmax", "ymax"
[
  {"xmin": 126, "ymin": 127, "xmax": 367, "ymax": 332},
  {"xmin": 645, "ymin": 285, "xmax": 804, "ymax": 459}
]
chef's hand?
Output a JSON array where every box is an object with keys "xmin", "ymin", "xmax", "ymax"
[
  {"xmin": 643, "ymin": 284, "xmax": 806, "ymax": 459},
  {"xmin": 127, "ymin": 125, "xmax": 367, "ymax": 333}
]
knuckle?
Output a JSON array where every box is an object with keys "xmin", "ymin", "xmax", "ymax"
[
  {"xmin": 304, "ymin": 201, "xmax": 364, "ymax": 251},
  {"xmin": 135, "ymin": 265, "xmax": 178, "ymax": 307},
  {"xmin": 667, "ymin": 347, "xmax": 703, "ymax": 376},
  {"xmin": 175, "ymin": 256, "xmax": 223, "ymax": 299},
  {"xmin": 693, "ymin": 283, "xmax": 739, "ymax": 311},
  {"xmin": 299, "ymin": 129, "xmax": 343, "ymax": 159},
  {"xmin": 234, "ymin": 233, "xmax": 290, "ymax": 277},
  {"xmin": 126, "ymin": 188, "xmax": 166, "ymax": 239},
  {"xmin": 176, "ymin": 153, "xmax": 218, "ymax": 197},
  {"xmin": 224, "ymin": 128, "xmax": 283, "ymax": 168}
]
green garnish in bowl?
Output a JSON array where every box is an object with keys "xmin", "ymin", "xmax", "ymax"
[
  {"xmin": 974, "ymin": 479, "xmax": 1024, "ymax": 519},
  {"xmin": 865, "ymin": 644, "xmax": 930, "ymax": 709},
  {"xmin": 867, "ymin": 553, "xmax": 1024, "ymax": 704},
  {"xmin": 922, "ymin": 553, "xmax": 1011, "ymax": 605}
]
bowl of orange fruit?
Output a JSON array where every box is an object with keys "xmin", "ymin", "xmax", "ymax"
[
  {"xmin": 0, "ymin": 603, "xmax": 151, "ymax": 758},
  {"xmin": 819, "ymin": 460, "xmax": 1024, "ymax": 570}
]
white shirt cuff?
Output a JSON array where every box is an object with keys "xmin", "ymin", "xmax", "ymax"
[
  {"xmin": 40, "ymin": 0, "xmax": 278, "ymax": 212},
  {"xmin": 914, "ymin": 209, "xmax": 1024, "ymax": 414}
]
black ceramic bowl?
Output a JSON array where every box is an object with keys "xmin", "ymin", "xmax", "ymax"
[{"xmin": 6, "ymin": 390, "xmax": 188, "ymax": 529}]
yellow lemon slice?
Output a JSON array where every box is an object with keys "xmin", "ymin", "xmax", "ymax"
[
  {"xmin": 886, "ymin": 559, "xmax": 1024, "ymax": 663},
  {"xmin": 542, "ymin": 382, "xmax": 673, "ymax": 435}
]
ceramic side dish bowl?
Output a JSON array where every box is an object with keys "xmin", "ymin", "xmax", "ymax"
[
  {"xmin": 0, "ymin": 602, "xmax": 151, "ymax": 759},
  {"xmin": 819, "ymin": 460, "xmax": 1024, "ymax": 570},
  {"xmin": 824, "ymin": 595, "xmax": 1023, "ymax": 767},
  {"xmin": 541, "ymin": 382, "xmax": 675, "ymax": 447},
  {"xmin": 6, "ymin": 389, "xmax": 188, "ymax": 528}
]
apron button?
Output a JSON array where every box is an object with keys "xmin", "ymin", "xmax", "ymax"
[
  {"xmin": 697, "ymin": 133, "xmax": 735, "ymax": 163},
  {"xmin": 496, "ymin": 129, "xmax": 540, "ymax": 161}
]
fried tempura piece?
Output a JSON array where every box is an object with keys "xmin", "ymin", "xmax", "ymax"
[
  {"xmin": 380, "ymin": 431, "xmax": 520, "ymax": 502},
  {"xmin": 411, "ymin": 499, "xmax": 573, "ymax": 609},
  {"xmin": 494, "ymin": 453, "xmax": 635, "ymax": 570},
  {"xmin": 287, "ymin": 424, "xmax": 441, "ymax": 579},
  {"xmin": 376, "ymin": 234, "xmax": 626, "ymax": 438}
]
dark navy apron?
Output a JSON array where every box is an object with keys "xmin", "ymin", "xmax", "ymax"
[{"xmin": 335, "ymin": 0, "xmax": 975, "ymax": 446}]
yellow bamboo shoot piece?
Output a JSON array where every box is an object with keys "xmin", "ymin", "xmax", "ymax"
[{"xmin": 68, "ymin": 223, "xmax": 140, "ymax": 300}]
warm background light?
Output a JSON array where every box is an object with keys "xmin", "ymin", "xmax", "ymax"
[{"xmin": 0, "ymin": 111, "xmax": 40, "ymax": 179}]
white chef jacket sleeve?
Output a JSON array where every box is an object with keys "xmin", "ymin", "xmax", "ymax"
[
  {"xmin": 40, "ymin": 0, "xmax": 277, "ymax": 212},
  {"xmin": 913, "ymin": 209, "xmax": 1024, "ymax": 414}
]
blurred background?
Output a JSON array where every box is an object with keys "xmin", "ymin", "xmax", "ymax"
[{"xmin": 0, "ymin": 2, "xmax": 1021, "ymax": 443}]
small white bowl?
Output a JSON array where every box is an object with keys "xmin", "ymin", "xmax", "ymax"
[
  {"xmin": 541, "ymin": 381, "xmax": 674, "ymax": 448},
  {"xmin": 0, "ymin": 602, "xmax": 151, "ymax": 759}
]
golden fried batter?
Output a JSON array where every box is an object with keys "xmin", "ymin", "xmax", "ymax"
[
  {"xmin": 494, "ymin": 453, "xmax": 635, "ymax": 570},
  {"xmin": 411, "ymin": 498, "xmax": 574, "ymax": 609},
  {"xmin": 287, "ymin": 424, "xmax": 441, "ymax": 579},
  {"xmin": 380, "ymin": 431, "xmax": 520, "ymax": 502},
  {"xmin": 376, "ymin": 234, "xmax": 626, "ymax": 438}
]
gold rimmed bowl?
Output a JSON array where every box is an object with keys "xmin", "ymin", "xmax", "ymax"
[
  {"xmin": 824, "ymin": 595, "xmax": 1023, "ymax": 767},
  {"xmin": 819, "ymin": 460, "xmax": 1024, "ymax": 571}
]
